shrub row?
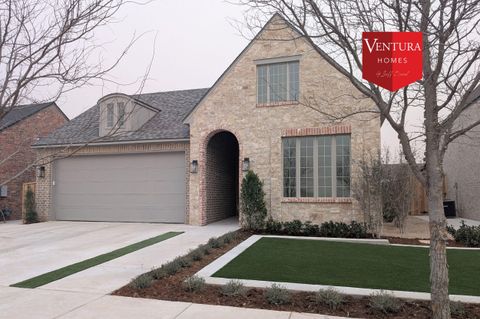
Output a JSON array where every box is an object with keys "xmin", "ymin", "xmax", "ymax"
[
  {"xmin": 447, "ymin": 221, "xmax": 480, "ymax": 247},
  {"xmin": 129, "ymin": 231, "xmax": 239, "ymax": 290},
  {"xmin": 264, "ymin": 218, "xmax": 369, "ymax": 238}
]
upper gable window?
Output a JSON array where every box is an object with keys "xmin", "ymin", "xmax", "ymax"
[
  {"xmin": 117, "ymin": 102, "xmax": 126, "ymax": 128},
  {"xmin": 106, "ymin": 103, "xmax": 114, "ymax": 128},
  {"xmin": 257, "ymin": 60, "xmax": 299, "ymax": 104}
]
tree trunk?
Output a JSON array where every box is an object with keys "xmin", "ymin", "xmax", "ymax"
[{"xmin": 426, "ymin": 154, "xmax": 451, "ymax": 318}]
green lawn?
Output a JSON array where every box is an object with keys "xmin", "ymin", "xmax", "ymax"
[
  {"xmin": 11, "ymin": 231, "xmax": 183, "ymax": 289},
  {"xmin": 213, "ymin": 237, "xmax": 480, "ymax": 296}
]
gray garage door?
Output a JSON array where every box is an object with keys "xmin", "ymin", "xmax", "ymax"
[{"xmin": 53, "ymin": 152, "xmax": 186, "ymax": 223}]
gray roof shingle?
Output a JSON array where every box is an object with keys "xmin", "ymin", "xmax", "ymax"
[
  {"xmin": 34, "ymin": 88, "xmax": 209, "ymax": 146},
  {"xmin": 0, "ymin": 102, "xmax": 55, "ymax": 131}
]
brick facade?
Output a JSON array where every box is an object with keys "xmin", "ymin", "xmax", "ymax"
[
  {"xmin": 35, "ymin": 141, "xmax": 189, "ymax": 221},
  {"xmin": 0, "ymin": 105, "xmax": 67, "ymax": 219},
  {"xmin": 187, "ymin": 16, "xmax": 380, "ymax": 225}
]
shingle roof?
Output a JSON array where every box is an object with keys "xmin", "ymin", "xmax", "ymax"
[
  {"xmin": 34, "ymin": 88, "xmax": 209, "ymax": 146},
  {"xmin": 0, "ymin": 102, "xmax": 55, "ymax": 131}
]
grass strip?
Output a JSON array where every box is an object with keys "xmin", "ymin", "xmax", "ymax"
[
  {"xmin": 11, "ymin": 231, "xmax": 183, "ymax": 288},
  {"xmin": 213, "ymin": 237, "xmax": 480, "ymax": 296}
]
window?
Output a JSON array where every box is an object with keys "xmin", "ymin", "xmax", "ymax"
[
  {"xmin": 117, "ymin": 102, "xmax": 126, "ymax": 128},
  {"xmin": 257, "ymin": 61, "xmax": 299, "ymax": 104},
  {"xmin": 282, "ymin": 135, "xmax": 351, "ymax": 198},
  {"xmin": 106, "ymin": 103, "xmax": 114, "ymax": 128}
]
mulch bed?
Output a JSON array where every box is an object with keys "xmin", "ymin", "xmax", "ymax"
[
  {"xmin": 113, "ymin": 231, "xmax": 480, "ymax": 319},
  {"xmin": 385, "ymin": 237, "xmax": 467, "ymax": 247}
]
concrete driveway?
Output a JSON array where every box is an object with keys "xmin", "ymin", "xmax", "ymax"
[{"xmin": 0, "ymin": 219, "xmax": 238, "ymax": 290}]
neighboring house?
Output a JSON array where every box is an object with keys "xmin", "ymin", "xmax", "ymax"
[
  {"xmin": 33, "ymin": 14, "xmax": 380, "ymax": 225},
  {"xmin": 0, "ymin": 102, "xmax": 68, "ymax": 219},
  {"xmin": 444, "ymin": 86, "xmax": 480, "ymax": 221}
]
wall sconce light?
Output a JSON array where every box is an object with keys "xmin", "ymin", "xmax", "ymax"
[
  {"xmin": 190, "ymin": 160, "xmax": 198, "ymax": 173},
  {"xmin": 36, "ymin": 166, "xmax": 46, "ymax": 178},
  {"xmin": 242, "ymin": 158, "xmax": 250, "ymax": 172}
]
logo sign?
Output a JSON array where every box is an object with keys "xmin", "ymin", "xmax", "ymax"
[{"xmin": 362, "ymin": 32, "xmax": 423, "ymax": 91}]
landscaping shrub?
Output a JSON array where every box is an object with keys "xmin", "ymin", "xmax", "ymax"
[
  {"xmin": 149, "ymin": 267, "xmax": 167, "ymax": 280},
  {"xmin": 348, "ymin": 221, "xmax": 368, "ymax": 238},
  {"xmin": 163, "ymin": 259, "xmax": 183, "ymax": 275},
  {"xmin": 174, "ymin": 256, "xmax": 192, "ymax": 268},
  {"xmin": 222, "ymin": 279, "xmax": 248, "ymax": 297},
  {"xmin": 129, "ymin": 273, "xmax": 153, "ymax": 289},
  {"xmin": 188, "ymin": 248, "xmax": 205, "ymax": 261},
  {"xmin": 320, "ymin": 221, "xmax": 350, "ymax": 238},
  {"xmin": 303, "ymin": 221, "xmax": 320, "ymax": 236},
  {"xmin": 449, "ymin": 221, "xmax": 480, "ymax": 247},
  {"xmin": 369, "ymin": 291, "xmax": 402, "ymax": 314},
  {"xmin": 198, "ymin": 244, "xmax": 211, "ymax": 255},
  {"xmin": 241, "ymin": 170, "xmax": 267, "ymax": 230},
  {"xmin": 208, "ymin": 237, "xmax": 223, "ymax": 249},
  {"xmin": 450, "ymin": 301, "xmax": 466, "ymax": 316},
  {"xmin": 265, "ymin": 218, "xmax": 283, "ymax": 233},
  {"xmin": 24, "ymin": 188, "xmax": 38, "ymax": 224},
  {"xmin": 221, "ymin": 232, "xmax": 235, "ymax": 244},
  {"xmin": 283, "ymin": 219, "xmax": 303, "ymax": 236},
  {"xmin": 315, "ymin": 287, "xmax": 345, "ymax": 310},
  {"xmin": 182, "ymin": 275, "xmax": 205, "ymax": 292},
  {"xmin": 265, "ymin": 283, "xmax": 290, "ymax": 305}
]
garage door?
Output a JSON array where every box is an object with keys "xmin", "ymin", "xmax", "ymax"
[{"xmin": 53, "ymin": 152, "xmax": 186, "ymax": 223}]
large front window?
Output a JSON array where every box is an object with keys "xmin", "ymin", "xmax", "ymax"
[
  {"xmin": 257, "ymin": 61, "xmax": 299, "ymax": 104},
  {"xmin": 283, "ymin": 135, "xmax": 351, "ymax": 198}
]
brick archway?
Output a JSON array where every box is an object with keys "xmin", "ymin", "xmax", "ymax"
[{"xmin": 199, "ymin": 129, "xmax": 242, "ymax": 225}]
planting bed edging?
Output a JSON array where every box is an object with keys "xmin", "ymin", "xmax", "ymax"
[{"xmin": 195, "ymin": 234, "xmax": 480, "ymax": 304}]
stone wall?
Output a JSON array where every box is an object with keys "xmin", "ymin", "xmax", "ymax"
[
  {"xmin": 187, "ymin": 15, "xmax": 380, "ymax": 225},
  {"xmin": 0, "ymin": 105, "xmax": 67, "ymax": 219},
  {"xmin": 35, "ymin": 141, "xmax": 189, "ymax": 221}
]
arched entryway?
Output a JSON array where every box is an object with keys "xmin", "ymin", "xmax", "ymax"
[{"xmin": 204, "ymin": 131, "xmax": 239, "ymax": 224}]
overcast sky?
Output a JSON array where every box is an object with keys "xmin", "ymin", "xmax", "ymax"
[{"xmin": 56, "ymin": 0, "xmax": 408, "ymax": 156}]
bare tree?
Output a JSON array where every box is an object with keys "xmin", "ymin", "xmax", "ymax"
[
  {"xmin": 237, "ymin": 1, "xmax": 480, "ymax": 317},
  {"xmin": 0, "ymin": 0, "xmax": 140, "ymax": 120}
]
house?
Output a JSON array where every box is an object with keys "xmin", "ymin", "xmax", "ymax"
[
  {"xmin": 0, "ymin": 102, "xmax": 68, "ymax": 220},
  {"xmin": 33, "ymin": 14, "xmax": 380, "ymax": 225},
  {"xmin": 444, "ymin": 86, "xmax": 480, "ymax": 221}
]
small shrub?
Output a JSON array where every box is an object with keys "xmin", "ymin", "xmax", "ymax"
[
  {"xmin": 303, "ymin": 221, "xmax": 320, "ymax": 236},
  {"xmin": 208, "ymin": 237, "xmax": 223, "ymax": 249},
  {"xmin": 24, "ymin": 188, "xmax": 38, "ymax": 224},
  {"xmin": 188, "ymin": 248, "xmax": 205, "ymax": 261},
  {"xmin": 315, "ymin": 287, "xmax": 344, "ymax": 310},
  {"xmin": 129, "ymin": 273, "xmax": 153, "ymax": 289},
  {"xmin": 265, "ymin": 283, "xmax": 290, "ymax": 305},
  {"xmin": 149, "ymin": 267, "xmax": 167, "ymax": 280},
  {"xmin": 446, "ymin": 225, "xmax": 457, "ymax": 237},
  {"xmin": 265, "ymin": 218, "xmax": 283, "ymax": 234},
  {"xmin": 241, "ymin": 170, "xmax": 267, "ymax": 230},
  {"xmin": 222, "ymin": 279, "xmax": 248, "ymax": 297},
  {"xmin": 221, "ymin": 232, "xmax": 236, "ymax": 244},
  {"xmin": 452, "ymin": 221, "xmax": 480, "ymax": 247},
  {"xmin": 198, "ymin": 244, "xmax": 211, "ymax": 255},
  {"xmin": 369, "ymin": 291, "xmax": 402, "ymax": 314},
  {"xmin": 348, "ymin": 221, "xmax": 368, "ymax": 238},
  {"xmin": 174, "ymin": 256, "xmax": 192, "ymax": 268},
  {"xmin": 163, "ymin": 259, "xmax": 182, "ymax": 275},
  {"xmin": 283, "ymin": 219, "xmax": 303, "ymax": 236},
  {"xmin": 182, "ymin": 275, "xmax": 205, "ymax": 292},
  {"xmin": 450, "ymin": 301, "xmax": 466, "ymax": 316}
]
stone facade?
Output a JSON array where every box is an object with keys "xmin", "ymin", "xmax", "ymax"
[
  {"xmin": 187, "ymin": 16, "xmax": 380, "ymax": 225},
  {"xmin": 35, "ymin": 141, "xmax": 190, "ymax": 221},
  {"xmin": 0, "ymin": 105, "xmax": 67, "ymax": 219},
  {"xmin": 444, "ymin": 100, "xmax": 480, "ymax": 221}
]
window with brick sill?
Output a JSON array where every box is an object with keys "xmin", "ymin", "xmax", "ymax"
[
  {"xmin": 282, "ymin": 134, "xmax": 351, "ymax": 198},
  {"xmin": 257, "ymin": 60, "xmax": 299, "ymax": 104}
]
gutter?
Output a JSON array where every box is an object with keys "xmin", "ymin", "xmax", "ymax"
[{"xmin": 31, "ymin": 138, "xmax": 190, "ymax": 149}]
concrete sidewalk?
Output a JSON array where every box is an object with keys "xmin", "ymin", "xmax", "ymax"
[{"xmin": 0, "ymin": 286, "xmax": 352, "ymax": 319}]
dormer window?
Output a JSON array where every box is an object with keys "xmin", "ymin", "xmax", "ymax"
[
  {"xmin": 118, "ymin": 102, "xmax": 126, "ymax": 128},
  {"xmin": 106, "ymin": 103, "xmax": 114, "ymax": 128},
  {"xmin": 257, "ymin": 58, "xmax": 299, "ymax": 105}
]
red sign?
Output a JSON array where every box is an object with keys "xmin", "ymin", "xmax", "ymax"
[{"xmin": 362, "ymin": 32, "xmax": 423, "ymax": 91}]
